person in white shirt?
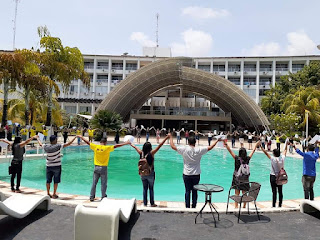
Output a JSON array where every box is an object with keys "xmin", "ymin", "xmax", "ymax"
[
  {"xmin": 168, "ymin": 133, "xmax": 220, "ymax": 208},
  {"xmin": 207, "ymin": 131, "xmax": 213, "ymax": 146},
  {"xmin": 260, "ymin": 142, "xmax": 288, "ymax": 207}
]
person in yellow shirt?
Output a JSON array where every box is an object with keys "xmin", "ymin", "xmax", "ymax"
[
  {"xmin": 42, "ymin": 126, "xmax": 49, "ymax": 142},
  {"xmin": 87, "ymin": 128, "xmax": 95, "ymax": 142},
  {"xmin": 30, "ymin": 126, "xmax": 36, "ymax": 137},
  {"xmin": 76, "ymin": 128, "xmax": 82, "ymax": 145},
  {"xmin": 20, "ymin": 127, "xmax": 28, "ymax": 141},
  {"xmin": 79, "ymin": 135, "xmax": 130, "ymax": 201}
]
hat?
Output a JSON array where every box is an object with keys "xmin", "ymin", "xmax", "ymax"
[{"xmin": 50, "ymin": 135, "xmax": 57, "ymax": 142}]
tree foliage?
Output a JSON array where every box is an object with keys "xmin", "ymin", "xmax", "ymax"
[
  {"xmin": 91, "ymin": 110, "xmax": 123, "ymax": 132},
  {"xmin": 269, "ymin": 113, "xmax": 301, "ymax": 136}
]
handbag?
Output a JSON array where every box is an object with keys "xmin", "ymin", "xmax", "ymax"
[{"xmin": 272, "ymin": 157, "xmax": 288, "ymax": 185}]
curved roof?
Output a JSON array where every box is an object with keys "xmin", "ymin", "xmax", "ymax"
[{"xmin": 97, "ymin": 57, "xmax": 269, "ymax": 129}]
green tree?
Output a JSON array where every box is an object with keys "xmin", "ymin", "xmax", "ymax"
[
  {"xmin": 261, "ymin": 84, "xmax": 284, "ymax": 115},
  {"xmin": 0, "ymin": 52, "xmax": 24, "ymax": 126},
  {"xmin": 37, "ymin": 26, "xmax": 90, "ymax": 126},
  {"xmin": 282, "ymin": 86, "xmax": 320, "ymax": 132},
  {"xmin": 269, "ymin": 113, "xmax": 301, "ymax": 136},
  {"xmin": 91, "ymin": 110, "xmax": 123, "ymax": 132}
]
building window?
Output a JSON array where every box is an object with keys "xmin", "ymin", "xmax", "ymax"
[
  {"xmin": 112, "ymin": 62, "xmax": 123, "ymax": 70},
  {"xmin": 65, "ymin": 106, "xmax": 76, "ymax": 114},
  {"xmin": 97, "ymin": 61, "xmax": 108, "ymax": 69},
  {"xmin": 260, "ymin": 64, "xmax": 272, "ymax": 71},
  {"xmin": 96, "ymin": 86, "xmax": 108, "ymax": 95},
  {"xmin": 90, "ymin": 74, "xmax": 94, "ymax": 82},
  {"xmin": 198, "ymin": 65, "xmax": 210, "ymax": 72},
  {"xmin": 84, "ymin": 61, "xmax": 94, "ymax": 69},
  {"xmin": 292, "ymin": 64, "xmax": 304, "ymax": 72},
  {"xmin": 111, "ymin": 75, "xmax": 123, "ymax": 84},
  {"xmin": 79, "ymin": 106, "xmax": 92, "ymax": 114},
  {"xmin": 228, "ymin": 77, "xmax": 240, "ymax": 85},
  {"xmin": 276, "ymin": 63, "xmax": 288, "ymax": 71},
  {"xmin": 243, "ymin": 77, "xmax": 256, "ymax": 85},
  {"xmin": 126, "ymin": 63, "xmax": 137, "ymax": 70},
  {"xmin": 228, "ymin": 64, "xmax": 240, "ymax": 72},
  {"xmin": 259, "ymin": 77, "xmax": 272, "ymax": 86},
  {"xmin": 97, "ymin": 74, "xmax": 108, "ymax": 83},
  {"xmin": 213, "ymin": 65, "xmax": 225, "ymax": 72},
  {"xmin": 243, "ymin": 89, "xmax": 256, "ymax": 99},
  {"xmin": 259, "ymin": 89, "xmax": 268, "ymax": 96},
  {"xmin": 244, "ymin": 64, "xmax": 256, "ymax": 72}
]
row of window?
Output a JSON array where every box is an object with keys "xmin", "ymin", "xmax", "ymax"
[{"xmin": 84, "ymin": 62, "xmax": 138, "ymax": 70}]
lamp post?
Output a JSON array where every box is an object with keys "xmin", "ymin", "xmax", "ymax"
[{"xmin": 306, "ymin": 111, "xmax": 309, "ymax": 139}]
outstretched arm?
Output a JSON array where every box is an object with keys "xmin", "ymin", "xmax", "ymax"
[
  {"xmin": 249, "ymin": 141, "xmax": 260, "ymax": 159},
  {"xmin": 224, "ymin": 141, "xmax": 236, "ymax": 159},
  {"xmin": 114, "ymin": 141, "xmax": 131, "ymax": 149},
  {"xmin": 283, "ymin": 142, "xmax": 289, "ymax": 156},
  {"xmin": 0, "ymin": 139, "xmax": 12, "ymax": 146},
  {"xmin": 79, "ymin": 135, "xmax": 90, "ymax": 145},
  {"xmin": 151, "ymin": 136, "xmax": 169, "ymax": 155},
  {"xmin": 130, "ymin": 143, "xmax": 142, "ymax": 155},
  {"xmin": 19, "ymin": 136, "xmax": 37, "ymax": 148},
  {"xmin": 208, "ymin": 139, "xmax": 219, "ymax": 151},
  {"xmin": 64, "ymin": 136, "xmax": 77, "ymax": 147},
  {"xmin": 168, "ymin": 133, "xmax": 177, "ymax": 151},
  {"xmin": 260, "ymin": 142, "xmax": 271, "ymax": 159}
]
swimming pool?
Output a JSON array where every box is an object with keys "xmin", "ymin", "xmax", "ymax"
[{"xmin": 0, "ymin": 145, "xmax": 318, "ymax": 202}]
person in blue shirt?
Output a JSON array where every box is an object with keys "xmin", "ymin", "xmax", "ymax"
[{"xmin": 293, "ymin": 141, "xmax": 319, "ymax": 200}]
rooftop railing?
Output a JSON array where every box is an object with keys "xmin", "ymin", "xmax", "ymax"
[{"xmin": 131, "ymin": 109, "xmax": 231, "ymax": 117}]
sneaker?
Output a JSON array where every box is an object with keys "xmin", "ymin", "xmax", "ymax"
[
  {"xmin": 90, "ymin": 198, "xmax": 94, "ymax": 202},
  {"xmin": 11, "ymin": 188, "xmax": 15, "ymax": 192},
  {"xmin": 151, "ymin": 204, "xmax": 158, "ymax": 207}
]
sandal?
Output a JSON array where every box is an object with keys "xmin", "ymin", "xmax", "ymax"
[
  {"xmin": 15, "ymin": 189, "xmax": 22, "ymax": 193},
  {"xmin": 52, "ymin": 194, "xmax": 59, "ymax": 199},
  {"xmin": 48, "ymin": 194, "xmax": 52, "ymax": 198}
]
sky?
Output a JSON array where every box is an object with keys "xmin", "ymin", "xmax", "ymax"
[{"xmin": 0, "ymin": 0, "xmax": 320, "ymax": 57}]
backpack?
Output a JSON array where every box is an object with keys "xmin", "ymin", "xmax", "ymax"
[
  {"xmin": 138, "ymin": 153, "xmax": 152, "ymax": 176},
  {"xmin": 235, "ymin": 158, "xmax": 250, "ymax": 182},
  {"xmin": 272, "ymin": 157, "xmax": 288, "ymax": 185}
]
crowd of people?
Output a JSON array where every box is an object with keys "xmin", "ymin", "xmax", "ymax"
[{"xmin": 0, "ymin": 124, "xmax": 318, "ymax": 210}]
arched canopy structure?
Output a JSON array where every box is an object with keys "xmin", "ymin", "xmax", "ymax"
[{"xmin": 97, "ymin": 57, "xmax": 269, "ymax": 130}]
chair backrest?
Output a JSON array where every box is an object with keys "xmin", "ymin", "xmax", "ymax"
[{"xmin": 248, "ymin": 182, "xmax": 261, "ymax": 201}]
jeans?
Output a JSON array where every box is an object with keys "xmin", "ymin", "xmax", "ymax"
[
  {"xmin": 146, "ymin": 133, "xmax": 149, "ymax": 142},
  {"xmin": 231, "ymin": 139, "xmax": 235, "ymax": 148},
  {"xmin": 276, "ymin": 143, "xmax": 280, "ymax": 151},
  {"xmin": 302, "ymin": 175, "xmax": 316, "ymax": 200},
  {"xmin": 183, "ymin": 174, "xmax": 200, "ymax": 208},
  {"xmin": 270, "ymin": 175, "xmax": 283, "ymax": 207},
  {"xmin": 261, "ymin": 142, "xmax": 265, "ymax": 149},
  {"xmin": 90, "ymin": 165, "xmax": 108, "ymax": 200},
  {"xmin": 77, "ymin": 137, "xmax": 81, "ymax": 145},
  {"xmin": 177, "ymin": 136, "xmax": 181, "ymax": 144},
  {"xmin": 11, "ymin": 162, "xmax": 22, "ymax": 190},
  {"xmin": 208, "ymin": 137, "xmax": 212, "ymax": 146},
  {"xmin": 141, "ymin": 172, "xmax": 155, "ymax": 206}
]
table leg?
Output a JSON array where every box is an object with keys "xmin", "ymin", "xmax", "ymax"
[
  {"xmin": 195, "ymin": 201, "xmax": 208, "ymax": 224},
  {"xmin": 209, "ymin": 202, "xmax": 220, "ymax": 221},
  {"xmin": 208, "ymin": 203, "xmax": 217, "ymax": 227}
]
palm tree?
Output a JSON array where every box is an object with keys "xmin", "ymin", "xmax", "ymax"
[
  {"xmin": 282, "ymin": 86, "xmax": 320, "ymax": 128},
  {"xmin": 91, "ymin": 110, "xmax": 123, "ymax": 132}
]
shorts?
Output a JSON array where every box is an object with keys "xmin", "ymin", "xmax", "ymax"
[
  {"xmin": 302, "ymin": 175, "xmax": 316, "ymax": 191},
  {"xmin": 248, "ymin": 139, "xmax": 253, "ymax": 143},
  {"xmin": 46, "ymin": 166, "xmax": 62, "ymax": 184},
  {"xmin": 239, "ymin": 138, "xmax": 244, "ymax": 144}
]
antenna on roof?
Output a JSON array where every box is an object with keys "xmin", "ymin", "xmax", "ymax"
[
  {"xmin": 156, "ymin": 13, "xmax": 159, "ymax": 47},
  {"xmin": 12, "ymin": 0, "xmax": 20, "ymax": 50}
]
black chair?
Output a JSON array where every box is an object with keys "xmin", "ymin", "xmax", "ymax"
[{"xmin": 226, "ymin": 182, "xmax": 261, "ymax": 223}]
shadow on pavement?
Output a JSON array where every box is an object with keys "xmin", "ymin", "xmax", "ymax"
[
  {"xmin": 237, "ymin": 213, "xmax": 270, "ymax": 224},
  {"xmin": 203, "ymin": 217, "xmax": 234, "ymax": 228},
  {"xmin": 119, "ymin": 211, "xmax": 141, "ymax": 240},
  {"xmin": 0, "ymin": 209, "xmax": 53, "ymax": 239}
]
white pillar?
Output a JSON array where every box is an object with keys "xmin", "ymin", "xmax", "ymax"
[
  {"xmin": 272, "ymin": 59, "xmax": 276, "ymax": 87},
  {"xmin": 93, "ymin": 58, "xmax": 97, "ymax": 98},
  {"xmin": 179, "ymin": 87, "xmax": 183, "ymax": 110},
  {"xmin": 306, "ymin": 59, "xmax": 310, "ymax": 65},
  {"xmin": 195, "ymin": 59, "xmax": 198, "ymax": 69},
  {"xmin": 76, "ymin": 103, "xmax": 79, "ymax": 114},
  {"xmin": 210, "ymin": 59, "xmax": 213, "ymax": 73},
  {"xmin": 289, "ymin": 59, "xmax": 293, "ymax": 72},
  {"xmin": 240, "ymin": 60, "xmax": 244, "ymax": 89},
  {"xmin": 91, "ymin": 104, "xmax": 94, "ymax": 115},
  {"xmin": 256, "ymin": 60, "xmax": 260, "ymax": 104},
  {"xmin": 77, "ymin": 79, "xmax": 81, "ymax": 99},
  {"xmin": 225, "ymin": 60, "xmax": 228, "ymax": 79},
  {"xmin": 108, "ymin": 58, "xmax": 112, "ymax": 93},
  {"xmin": 123, "ymin": 58, "xmax": 126, "ymax": 80},
  {"xmin": 137, "ymin": 59, "xmax": 141, "ymax": 69}
]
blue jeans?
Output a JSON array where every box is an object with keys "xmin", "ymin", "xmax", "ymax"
[
  {"xmin": 141, "ymin": 172, "xmax": 155, "ymax": 206},
  {"xmin": 77, "ymin": 137, "xmax": 81, "ymax": 145},
  {"xmin": 90, "ymin": 166, "xmax": 108, "ymax": 199},
  {"xmin": 183, "ymin": 174, "xmax": 200, "ymax": 208},
  {"xmin": 146, "ymin": 133, "xmax": 150, "ymax": 142}
]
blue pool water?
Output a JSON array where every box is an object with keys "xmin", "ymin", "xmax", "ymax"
[{"xmin": 0, "ymin": 145, "xmax": 318, "ymax": 202}]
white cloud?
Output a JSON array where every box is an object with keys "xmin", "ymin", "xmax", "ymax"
[
  {"xmin": 182, "ymin": 6, "xmax": 230, "ymax": 19},
  {"xmin": 130, "ymin": 32, "xmax": 156, "ymax": 47},
  {"xmin": 171, "ymin": 28, "xmax": 213, "ymax": 57},
  {"xmin": 242, "ymin": 30, "xmax": 317, "ymax": 56},
  {"xmin": 286, "ymin": 31, "xmax": 316, "ymax": 55}
]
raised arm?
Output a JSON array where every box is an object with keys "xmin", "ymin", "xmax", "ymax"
[
  {"xmin": 19, "ymin": 136, "xmax": 37, "ymax": 148},
  {"xmin": 151, "ymin": 136, "xmax": 169, "ymax": 155},
  {"xmin": 36, "ymin": 136, "xmax": 43, "ymax": 147},
  {"xmin": 249, "ymin": 141, "xmax": 260, "ymax": 159},
  {"xmin": 283, "ymin": 142, "xmax": 289, "ymax": 156},
  {"xmin": 0, "ymin": 139, "xmax": 12, "ymax": 146},
  {"xmin": 293, "ymin": 144, "xmax": 305, "ymax": 157},
  {"xmin": 260, "ymin": 142, "xmax": 271, "ymax": 159},
  {"xmin": 130, "ymin": 143, "xmax": 142, "ymax": 155},
  {"xmin": 114, "ymin": 141, "xmax": 131, "ymax": 149},
  {"xmin": 208, "ymin": 139, "xmax": 219, "ymax": 151},
  {"xmin": 224, "ymin": 141, "xmax": 236, "ymax": 159},
  {"xmin": 64, "ymin": 136, "xmax": 77, "ymax": 147},
  {"xmin": 168, "ymin": 133, "xmax": 177, "ymax": 151},
  {"xmin": 79, "ymin": 135, "xmax": 90, "ymax": 145}
]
